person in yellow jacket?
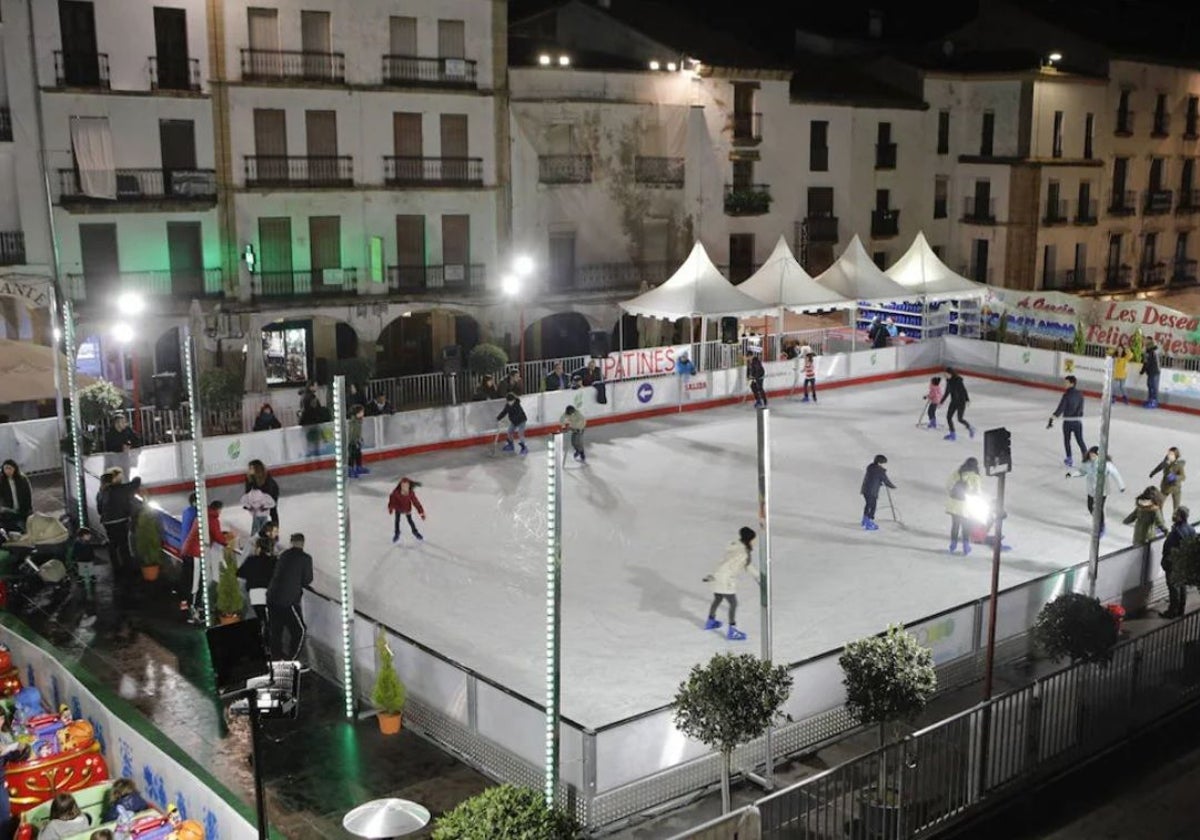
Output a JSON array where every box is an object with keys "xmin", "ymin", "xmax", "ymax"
[
  {"xmin": 702, "ymin": 527, "xmax": 758, "ymax": 640},
  {"xmin": 559, "ymin": 405, "xmax": 587, "ymax": 462},
  {"xmin": 1108, "ymin": 342, "xmax": 1133, "ymax": 404},
  {"xmin": 945, "ymin": 457, "xmax": 985, "ymax": 555}
]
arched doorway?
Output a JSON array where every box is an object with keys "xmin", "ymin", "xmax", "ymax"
[
  {"xmin": 376, "ymin": 311, "xmax": 482, "ymax": 378},
  {"xmin": 526, "ymin": 312, "xmax": 590, "ymax": 360}
]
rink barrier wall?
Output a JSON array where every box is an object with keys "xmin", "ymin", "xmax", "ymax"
[{"xmin": 0, "ymin": 417, "xmax": 62, "ymax": 474}]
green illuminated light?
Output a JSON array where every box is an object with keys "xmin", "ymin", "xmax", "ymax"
[
  {"xmin": 332, "ymin": 376, "xmax": 355, "ymax": 720},
  {"xmin": 181, "ymin": 332, "xmax": 212, "ymax": 625},
  {"xmin": 62, "ymin": 300, "xmax": 86, "ymax": 528}
]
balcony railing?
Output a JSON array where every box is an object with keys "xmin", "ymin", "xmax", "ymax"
[
  {"xmin": 1115, "ymin": 109, "xmax": 1134, "ymax": 136},
  {"xmin": 0, "ymin": 107, "xmax": 11, "ymax": 142},
  {"xmin": 149, "ymin": 56, "xmax": 201, "ymax": 92},
  {"xmin": 253, "ymin": 268, "xmax": 358, "ymax": 299},
  {"xmin": 875, "ymin": 142, "xmax": 897, "ymax": 169},
  {"xmin": 1074, "ymin": 199, "xmax": 1098, "ymax": 224},
  {"xmin": 633, "ymin": 156, "xmax": 684, "ymax": 187},
  {"xmin": 387, "ymin": 264, "xmax": 485, "ymax": 293},
  {"xmin": 1104, "ymin": 265, "xmax": 1132, "ymax": 289},
  {"xmin": 1044, "ymin": 267, "xmax": 1096, "ymax": 292},
  {"xmin": 1144, "ymin": 188, "xmax": 1173, "ymax": 214},
  {"xmin": 1108, "ymin": 189, "xmax": 1137, "ymax": 215},
  {"xmin": 565, "ymin": 261, "xmax": 671, "ymax": 292},
  {"xmin": 0, "ymin": 232, "xmax": 26, "ymax": 266},
  {"xmin": 962, "ymin": 196, "xmax": 996, "ymax": 224},
  {"xmin": 383, "ymin": 156, "xmax": 482, "ymax": 186},
  {"xmin": 65, "ymin": 269, "xmax": 223, "ymax": 302},
  {"xmin": 1042, "ymin": 199, "xmax": 1069, "ymax": 225},
  {"xmin": 804, "ymin": 215, "xmax": 838, "ymax": 243},
  {"xmin": 381, "ymin": 55, "xmax": 477, "ymax": 88},
  {"xmin": 240, "ymin": 49, "xmax": 345, "ymax": 83},
  {"xmin": 732, "ymin": 112, "xmax": 762, "ymax": 144},
  {"xmin": 244, "ymin": 155, "xmax": 353, "ymax": 187},
  {"xmin": 871, "ymin": 208, "xmax": 900, "ymax": 238},
  {"xmin": 57, "ymin": 168, "xmax": 217, "ymax": 204},
  {"xmin": 1177, "ymin": 189, "xmax": 1200, "ymax": 213},
  {"xmin": 1152, "ymin": 113, "xmax": 1170, "ymax": 137},
  {"xmin": 1138, "ymin": 263, "xmax": 1167, "ymax": 287},
  {"xmin": 724, "ymin": 183, "xmax": 771, "ymax": 216},
  {"xmin": 1186, "ymin": 117, "xmax": 1199, "ymax": 140},
  {"xmin": 538, "ymin": 155, "xmax": 592, "ymax": 184},
  {"xmin": 53, "ymin": 50, "xmax": 109, "ymax": 88},
  {"xmin": 1172, "ymin": 258, "xmax": 1198, "ymax": 285}
]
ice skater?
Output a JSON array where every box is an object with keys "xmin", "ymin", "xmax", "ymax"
[
  {"xmin": 945, "ymin": 457, "xmax": 983, "ymax": 555},
  {"xmin": 1048, "ymin": 375, "xmax": 1087, "ymax": 466},
  {"xmin": 1124, "ymin": 486, "xmax": 1167, "ymax": 545},
  {"xmin": 388, "ymin": 477, "xmax": 426, "ymax": 542},
  {"xmin": 1160, "ymin": 506, "xmax": 1195, "ymax": 618},
  {"xmin": 748, "ymin": 352, "xmax": 767, "ymax": 407},
  {"xmin": 802, "ymin": 352, "xmax": 817, "ymax": 402},
  {"xmin": 1140, "ymin": 339, "xmax": 1161, "ymax": 408},
  {"xmin": 496, "ymin": 392, "xmax": 528, "ymax": 455},
  {"xmin": 239, "ymin": 486, "xmax": 276, "ymax": 536},
  {"xmin": 701, "ymin": 527, "xmax": 759, "ymax": 641},
  {"xmin": 559, "ymin": 405, "xmax": 587, "ymax": 462},
  {"xmin": 924, "ymin": 376, "xmax": 943, "ymax": 428},
  {"xmin": 1066, "ymin": 446, "xmax": 1126, "ymax": 536},
  {"xmin": 1109, "ymin": 342, "xmax": 1132, "ymax": 404},
  {"xmin": 347, "ymin": 403, "xmax": 369, "ymax": 478},
  {"xmin": 860, "ymin": 455, "xmax": 896, "ymax": 530},
  {"xmin": 940, "ymin": 367, "xmax": 974, "ymax": 441},
  {"xmin": 1149, "ymin": 446, "xmax": 1186, "ymax": 513}
]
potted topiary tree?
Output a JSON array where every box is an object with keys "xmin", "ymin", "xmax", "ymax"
[
  {"xmin": 1129, "ymin": 327, "xmax": 1144, "ymax": 363},
  {"xmin": 672, "ymin": 652, "xmax": 793, "ymax": 814},
  {"xmin": 199, "ymin": 367, "xmax": 245, "ymax": 434},
  {"xmin": 77, "ymin": 380, "xmax": 125, "ymax": 454},
  {"xmin": 468, "ymin": 343, "xmax": 508, "ymax": 377},
  {"xmin": 215, "ymin": 541, "xmax": 244, "ymax": 625},
  {"xmin": 431, "ymin": 784, "xmax": 581, "ymax": 840},
  {"xmin": 133, "ymin": 507, "xmax": 164, "ymax": 582},
  {"xmin": 1032, "ymin": 593, "xmax": 1121, "ymax": 665},
  {"xmin": 839, "ymin": 624, "xmax": 937, "ymax": 835},
  {"xmin": 371, "ymin": 631, "xmax": 407, "ymax": 735}
]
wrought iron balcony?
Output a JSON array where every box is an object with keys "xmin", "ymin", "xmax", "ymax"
[
  {"xmin": 1172, "ymin": 258, "xmax": 1198, "ymax": 285},
  {"xmin": 253, "ymin": 268, "xmax": 358, "ymax": 299},
  {"xmin": 1144, "ymin": 189, "xmax": 1174, "ymax": 214},
  {"xmin": 538, "ymin": 155, "xmax": 592, "ymax": 184},
  {"xmin": 1138, "ymin": 263, "xmax": 1167, "ymax": 287},
  {"xmin": 1152, "ymin": 113, "xmax": 1170, "ymax": 137},
  {"xmin": 383, "ymin": 156, "xmax": 482, "ymax": 186},
  {"xmin": 0, "ymin": 107, "xmax": 10, "ymax": 142},
  {"xmin": 0, "ymin": 232, "xmax": 25, "ymax": 266},
  {"xmin": 1043, "ymin": 199, "xmax": 1069, "ymax": 225},
  {"xmin": 1104, "ymin": 265, "xmax": 1132, "ymax": 289},
  {"xmin": 1115, "ymin": 109, "xmax": 1134, "ymax": 136},
  {"xmin": 724, "ymin": 184, "xmax": 772, "ymax": 216},
  {"xmin": 54, "ymin": 50, "xmax": 109, "ymax": 88},
  {"xmin": 387, "ymin": 264, "xmax": 485, "ymax": 293},
  {"xmin": 962, "ymin": 196, "xmax": 997, "ymax": 224},
  {"xmin": 57, "ymin": 168, "xmax": 217, "ymax": 205},
  {"xmin": 244, "ymin": 155, "xmax": 353, "ymax": 187},
  {"xmin": 732, "ymin": 112, "xmax": 762, "ymax": 144},
  {"xmin": 149, "ymin": 56, "xmax": 201, "ymax": 92},
  {"xmin": 871, "ymin": 208, "xmax": 900, "ymax": 238},
  {"xmin": 1044, "ymin": 267, "xmax": 1095, "ymax": 293},
  {"xmin": 65, "ymin": 269, "xmax": 223, "ymax": 301},
  {"xmin": 1177, "ymin": 189, "xmax": 1200, "ymax": 213},
  {"xmin": 875, "ymin": 142, "xmax": 897, "ymax": 169},
  {"xmin": 566, "ymin": 261, "xmax": 671, "ymax": 292},
  {"xmin": 804, "ymin": 215, "xmax": 839, "ymax": 243},
  {"xmin": 1108, "ymin": 190, "xmax": 1137, "ymax": 215},
  {"xmin": 1074, "ymin": 199, "xmax": 1098, "ymax": 224},
  {"xmin": 381, "ymin": 55, "xmax": 477, "ymax": 88},
  {"xmin": 241, "ymin": 49, "xmax": 345, "ymax": 83},
  {"xmin": 634, "ymin": 156, "xmax": 684, "ymax": 187}
]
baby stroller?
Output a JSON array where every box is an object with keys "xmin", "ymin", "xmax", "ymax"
[{"xmin": 1, "ymin": 514, "xmax": 72, "ymax": 603}]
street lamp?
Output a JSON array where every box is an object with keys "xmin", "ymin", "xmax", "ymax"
[
  {"xmin": 505, "ymin": 255, "xmax": 534, "ymax": 367},
  {"xmin": 116, "ymin": 291, "xmax": 146, "ymax": 317},
  {"xmin": 112, "ymin": 320, "xmax": 142, "ymax": 435}
]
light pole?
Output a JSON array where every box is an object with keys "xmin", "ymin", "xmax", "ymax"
[
  {"xmin": 115, "ymin": 292, "xmax": 146, "ymax": 435},
  {"xmin": 503, "ymin": 255, "xmax": 534, "ymax": 368}
]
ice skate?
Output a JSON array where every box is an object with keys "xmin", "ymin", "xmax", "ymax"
[
  {"xmin": 358, "ymin": 466, "xmax": 371, "ymax": 475},
  {"xmin": 579, "ymin": 451, "xmax": 586, "ymax": 463},
  {"xmin": 573, "ymin": 450, "xmax": 581, "ymax": 461},
  {"xmin": 501, "ymin": 441, "xmax": 515, "ymax": 452},
  {"xmin": 392, "ymin": 533, "xmax": 400, "ymax": 543},
  {"xmin": 968, "ymin": 426, "xmax": 976, "ymax": 439},
  {"xmin": 1064, "ymin": 456, "xmax": 1073, "ymax": 467},
  {"xmin": 962, "ymin": 541, "xmax": 972, "ymax": 556},
  {"xmin": 864, "ymin": 519, "xmax": 879, "ymax": 531},
  {"xmin": 928, "ymin": 419, "xmax": 937, "ymax": 429},
  {"xmin": 519, "ymin": 443, "xmax": 528, "ymax": 455},
  {"xmin": 861, "ymin": 515, "xmax": 870, "ymax": 529},
  {"xmin": 1122, "ymin": 395, "xmax": 1130, "ymax": 405},
  {"xmin": 943, "ymin": 432, "xmax": 957, "ymax": 441},
  {"xmin": 949, "ymin": 540, "xmax": 958, "ymax": 553},
  {"xmin": 801, "ymin": 395, "xmax": 810, "ymax": 403},
  {"xmin": 704, "ymin": 617, "xmax": 722, "ymax": 630},
  {"xmin": 727, "ymin": 626, "xmax": 747, "ymax": 641},
  {"xmin": 414, "ymin": 532, "xmax": 424, "ymax": 541}
]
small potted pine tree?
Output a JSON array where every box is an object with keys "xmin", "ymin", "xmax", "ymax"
[
  {"xmin": 215, "ymin": 542, "xmax": 244, "ymax": 625},
  {"xmin": 672, "ymin": 652, "xmax": 792, "ymax": 814},
  {"xmin": 839, "ymin": 625, "xmax": 937, "ymax": 835},
  {"xmin": 371, "ymin": 631, "xmax": 407, "ymax": 735},
  {"xmin": 1032, "ymin": 593, "xmax": 1120, "ymax": 665},
  {"xmin": 432, "ymin": 784, "xmax": 581, "ymax": 839},
  {"xmin": 133, "ymin": 509, "xmax": 164, "ymax": 582}
]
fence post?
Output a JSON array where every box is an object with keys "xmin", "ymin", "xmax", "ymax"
[{"xmin": 1024, "ymin": 688, "xmax": 1042, "ymax": 772}]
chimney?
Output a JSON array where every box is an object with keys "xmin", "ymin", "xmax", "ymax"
[{"xmin": 868, "ymin": 8, "xmax": 883, "ymax": 39}]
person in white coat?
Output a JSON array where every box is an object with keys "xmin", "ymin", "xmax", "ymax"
[
  {"xmin": 702, "ymin": 527, "xmax": 758, "ymax": 641},
  {"xmin": 1066, "ymin": 446, "xmax": 1127, "ymax": 536}
]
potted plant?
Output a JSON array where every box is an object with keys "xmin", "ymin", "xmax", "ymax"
[
  {"xmin": 133, "ymin": 508, "xmax": 164, "ymax": 582},
  {"xmin": 431, "ymin": 784, "xmax": 581, "ymax": 839},
  {"xmin": 839, "ymin": 625, "xmax": 937, "ymax": 835},
  {"xmin": 468, "ymin": 343, "xmax": 508, "ymax": 377},
  {"xmin": 1072, "ymin": 321, "xmax": 1086, "ymax": 354},
  {"xmin": 1129, "ymin": 328, "xmax": 1144, "ymax": 363},
  {"xmin": 77, "ymin": 380, "xmax": 125, "ymax": 454},
  {"xmin": 672, "ymin": 652, "xmax": 792, "ymax": 814},
  {"xmin": 215, "ymin": 541, "xmax": 244, "ymax": 625},
  {"xmin": 1032, "ymin": 593, "xmax": 1120, "ymax": 665},
  {"xmin": 371, "ymin": 631, "xmax": 406, "ymax": 735}
]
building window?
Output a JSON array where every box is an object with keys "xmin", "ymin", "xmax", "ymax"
[
  {"xmin": 937, "ymin": 110, "xmax": 949, "ymax": 154},
  {"xmin": 933, "ymin": 176, "xmax": 948, "ymax": 218},
  {"xmin": 1083, "ymin": 113, "xmax": 1094, "ymax": 159},
  {"xmin": 1187, "ymin": 96, "xmax": 1199, "ymax": 138},
  {"xmin": 389, "ymin": 16, "xmax": 417, "ymax": 56},
  {"xmin": 872, "ymin": 251, "xmax": 887, "ymax": 270},
  {"xmin": 1052, "ymin": 110, "xmax": 1063, "ymax": 158},
  {"xmin": 437, "ymin": 19, "xmax": 465, "ymax": 58},
  {"xmin": 980, "ymin": 111, "xmax": 995, "ymax": 156},
  {"xmin": 1153, "ymin": 93, "xmax": 1169, "ymax": 136},
  {"xmin": 1046, "ymin": 179, "xmax": 1063, "ymax": 222},
  {"xmin": 732, "ymin": 159, "xmax": 753, "ymax": 189},
  {"xmin": 810, "ymin": 120, "xmax": 828, "ymax": 171},
  {"xmin": 1116, "ymin": 90, "xmax": 1133, "ymax": 135},
  {"xmin": 875, "ymin": 122, "xmax": 896, "ymax": 168}
]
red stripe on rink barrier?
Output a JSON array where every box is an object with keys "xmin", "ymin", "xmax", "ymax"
[
  {"xmin": 959, "ymin": 369, "xmax": 1200, "ymax": 417},
  {"xmin": 141, "ymin": 366, "xmax": 946, "ymax": 495}
]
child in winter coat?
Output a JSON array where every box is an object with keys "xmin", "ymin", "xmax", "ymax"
[
  {"xmin": 802, "ymin": 353, "xmax": 817, "ymax": 402},
  {"xmin": 37, "ymin": 793, "xmax": 91, "ymax": 840},
  {"xmin": 945, "ymin": 458, "xmax": 984, "ymax": 555},
  {"xmin": 702, "ymin": 527, "xmax": 759, "ymax": 641},
  {"xmin": 559, "ymin": 406, "xmax": 587, "ymax": 462},
  {"xmin": 348, "ymin": 403, "xmax": 368, "ymax": 478},
  {"xmin": 1066, "ymin": 446, "xmax": 1126, "ymax": 535},
  {"xmin": 388, "ymin": 477, "xmax": 426, "ymax": 542},
  {"xmin": 101, "ymin": 778, "xmax": 151, "ymax": 823},
  {"xmin": 496, "ymin": 393, "xmax": 528, "ymax": 454},
  {"xmin": 1149, "ymin": 447, "xmax": 1186, "ymax": 513},
  {"xmin": 1123, "ymin": 487, "xmax": 1167, "ymax": 545},
  {"xmin": 239, "ymin": 488, "xmax": 276, "ymax": 536},
  {"xmin": 860, "ymin": 455, "xmax": 897, "ymax": 531},
  {"xmin": 925, "ymin": 377, "xmax": 943, "ymax": 428}
]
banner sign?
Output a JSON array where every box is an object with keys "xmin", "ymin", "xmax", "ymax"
[
  {"xmin": 0, "ymin": 277, "xmax": 52, "ymax": 308},
  {"xmin": 602, "ymin": 345, "xmax": 691, "ymax": 379},
  {"xmin": 987, "ymin": 289, "xmax": 1200, "ymax": 356}
]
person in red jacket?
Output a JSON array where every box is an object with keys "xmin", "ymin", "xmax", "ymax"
[
  {"xmin": 181, "ymin": 500, "xmax": 228, "ymax": 623},
  {"xmin": 387, "ymin": 477, "xmax": 425, "ymax": 543}
]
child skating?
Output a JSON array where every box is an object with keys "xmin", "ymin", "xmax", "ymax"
[
  {"xmin": 802, "ymin": 352, "xmax": 817, "ymax": 402},
  {"xmin": 388, "ymin": 477, "xmax": 426, "ymax": 542},
  {"xmin": 701, "ymin": 527, "xmax": 759, "ymax": 641},
  {"xmin": 860, "ymin": 455, "xmax": 897, "ymax": 530},
  {"xmin": 925, "ymin": 376, "xmax": 942, "ymax": 428},
  {"xmin": 496, "ymin": 392, "xmax": 528, "ymax": 455},
  {"xmin": 560, "ymin": 405, "xmax": 587, "ymax": 462}
]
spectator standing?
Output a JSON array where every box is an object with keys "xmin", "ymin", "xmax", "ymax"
[
  {"xmin": 1160, "ymin": 507, "xmax": 1195, "ymax": 618},
  {"xmin": 100, "ymin": 469, "xmax": 142, "ymax": 577},
  {"xmin": 473, "ymin": 374, "xmax": 500, "ymax": 401},
  {"xmin": 238, "ymin": 535, "xmax": 277, "ymax": 626},
  {"xmin": 1141, "ymin": 339, "xmax": 1161, "ymax": 408},
  {"xmin": 251, "ymin": 404, "xmax": 281, "ymax": 431},
  {"xmin": 104, "ymin": 415, "xmax": 141, "ymax": 453},
  {"xmin": 347, "ymin": 403, "xmax": 368, "ymax": 478},
  {"xmin": 0, "ymin": 459, "xmax": 33, "ymax": 532},
  {"xmin": 267, "ymin": 533, "xmax": 313, "ymax": 660},
  {"xmin": 364, "ymin": 392, "xmax": 393, "ymax": 416},
  {"xmin": 545, "ymin": 362, "xmax": 568, "ymax": 392},
  {"xmin": 497, "ymin": 370, "xmax": 524, "ymax": 396}
]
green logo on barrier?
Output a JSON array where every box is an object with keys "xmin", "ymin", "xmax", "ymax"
[
  {"xmin": 1022, "ymin": 351, "xmax": 1031, "ymax": 363},
  {"xmin": 227, "ymin": 440, "xmax": 241, "ymax": 460},
  {"xmin": 870, "ymin": 352, "xmax": 877, "ymax": 365}
]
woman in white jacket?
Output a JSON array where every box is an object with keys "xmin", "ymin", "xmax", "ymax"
[
  {"xmin": 1067, "ymin": 446, "xmax": 1126, "ymax": 536},
  {"xmin": 702, "ymin": 527, "xmax": 758, "ymax": 641}
]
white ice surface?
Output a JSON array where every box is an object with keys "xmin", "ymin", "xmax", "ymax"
[{"xmin": 173, "ymin": 378, "xmax": 1199, "ymax": 727}]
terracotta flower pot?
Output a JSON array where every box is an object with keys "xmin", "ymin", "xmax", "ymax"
[
  {"xmin": 218, "ymin": 613, "xmax": 241, "ymax": 626},
  {"xmin": 140, "ymin": 565, "xmax": 161, "ymax": 582},
  {"xmin": 377, "ymin": 712, "xmax": 402, "ymax": 735}
]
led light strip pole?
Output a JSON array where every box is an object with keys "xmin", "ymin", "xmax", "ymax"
[
  {"xmin": 181, "ymin": 327, "xmax": 212, "ymax": 624},
  {"xmin": 545, "ymin": 432, "xmax": 564, "ymax": 805},
  {"xmin": 62, "ymin": 298, "xmax": 86, "ymax": 527},
  {"xmin": 756, "ymin": 407, "xmax": 775, "ymax": 789},
  {"xmin": 332, "ymin": 375, "xmax": 355, "ymax": 719},
  {"xmin": 1088, "ymin": 356, "xmax": 1115, "ymax": 597}
]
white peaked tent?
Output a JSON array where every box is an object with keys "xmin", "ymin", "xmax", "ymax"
[
  {"xmin": 813, "ymin": 235, "xmax": 913, "ymax": 304},
  {"xmin": 885, "ymin": 232, "xmax": 987, "ymax": 301},
  {"xmin": 737, "ymin": 236, "xmax": 855, "ymax": 312}
]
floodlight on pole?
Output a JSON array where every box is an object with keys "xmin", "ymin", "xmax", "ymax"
[
  {"xmin": 116, "ymin": 291, "xmax": 146, "ymax": 317},
  {"xmin": 513, "ymin": 254, "xmax": 535, "ymax": 277},
  {"xmin": 1048, "ymin": 51, "xmax": 1063, "ymax": 63},
  {"xmin": 502, "ymin": 274, "xmax": 520, "ymax": 297},
  {"xmin": 112, "ymin": 322, "xmax": 135, "ymax": 345}
]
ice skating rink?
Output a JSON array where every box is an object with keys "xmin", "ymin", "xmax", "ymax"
[{"xmin": 184, "ymin": 376, "xmax": 1200, "ymax": 727}]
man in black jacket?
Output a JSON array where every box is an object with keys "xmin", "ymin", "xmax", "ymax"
[
  {"xmin": 364, "ymin": 392, "xmax": 394, "ymax": 416},
  {"xmin": 747, "ymin": 353, "xmax": 767, "ymax": 407},
  {"xmin": 104, "ymin": 415, "xmax": 142, "ymax": 453},
  {"xmin": 1141, "ymin": 340, "xmax": 1161, "ymax": 408},
  {"xmin": 1048, "ymin": 375, "xmax": 1087, "ymax": 467},
  {"xmin": 267, "ymin": 533, "xmax": 313, "ymax": 660},
  {"xmin": 100, "ymin": 471, "xmax": 142, "ymax": 577},
  {"xmin": 1160, "ymin": 506, "xmax": 1195, "ymax": 618},
  {"xmin": 939, "ymin": 367, "xmax": 974, "ymax": 442},
  {"xmin": 496, "ymin": 393, "xmax": 528, "ymax": 455},
  {"xmin": 860, "ymin": 455, "xmax": 897, "ymax": 531}
]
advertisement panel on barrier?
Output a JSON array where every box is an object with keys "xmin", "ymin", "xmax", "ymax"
[
  {"xmin": 1057, "ymin": 352, "xmax": 1110, "ymax": 384},
  {"xmin": 613, "ymin": 376, "xmax": 679, "ymax": 413},
  {"xmin": 602, "ymin": 345, "xmax": 691, "ymax": 380},
  {"xmin": 818, "ymin": 353, "xmax": 849, "ymax": 382},
  {"xmin": 909, "ymin": 606, "xmax": 976, "ymax": 665},
  {"xmin": 681, "ymin": 372, "xmax": 709, "ymax": 402},
  {"xmin": 848, "ymin": 348, "xmax": 897, "ymax": 378},
  {"xmin": 996, "ymin": 343, "xmax": 1057, "ymax": 378},
  {"xmin": 1162, "ymin": 367, "xmax": 1200, "ymax": 399},
  {"xmin": 762, "ymin": 360, "xmax": 798, "ymax": 393}
]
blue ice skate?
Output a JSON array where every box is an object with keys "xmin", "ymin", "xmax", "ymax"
[
  {"xmin": 928, "ymin": 419, "xmax": 937, "ymax": 429},
  {"xmin": 943, "ymin": 432, "xmax": 957, "ymax": 441},
  {"xmin": 358, "ymin": 466, "xmax": 371, "ymax": 475},
  {"xmin": 949, "ymin": 540, "xmax": 958, "ymax": 553},
  {"xmin": 704, "ymin": 618, "xmax": 722, "ymax": 630},
  {"xmin": 519, "ymin": 443, "xmax": 528, "ymax": 455},
  {"xmin": 801, "ymin": 395, "xmax": 810, "ymax": 403},
  {"xmin": 962, "ymin": 541, "xmax": 972, "ymax": 556},
  {"xmin": 501, "ymin": 441, "xmax": 515, "ymax": 452},
  {"xmin": 1064, "ymin": 456, "xmax": 1074, "ymax": 467},
  {"xmin": 727, "ymin": 626, "xmax": 747, "ymax": 641},
  {"xmin": 968, "ymin": 426, "xmax": 976, "ymax": 439},
  {"xmin": 864, "ymin": 519, "xmax": 879, "ymax": 531}
]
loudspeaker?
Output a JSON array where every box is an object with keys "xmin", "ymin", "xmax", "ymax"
[
  {"xmin": 984, "ymin": 427, "xmax": 1012, "ymax": 476},
  {"xmin": 589, "ymin": 330, "xmax": 611, "ymax": 358},
  {"xmin": 151, "ymin": 372, "xmax": 180, "ymax": 410},
  {"xmin": 442, "ymin": 345, "xmax": 462, "ymax": 374},
  {"xmin": 720, "ymin": 317, "xmax": 739, "ymax": 344}
]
